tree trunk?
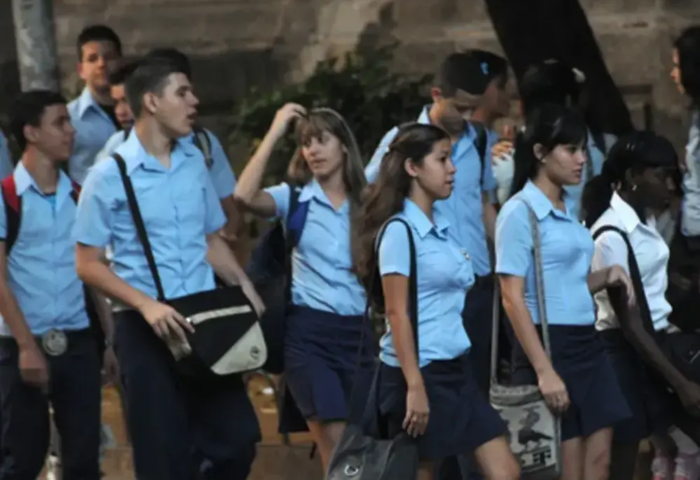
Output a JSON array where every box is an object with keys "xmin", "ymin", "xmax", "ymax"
[
  {"xmin": 11, "ymin": 0, "xmax": 60, "ymax": 92},
  {"xmin": 484, "ymin": 0, "xmax": 634, "ymax": 137}
]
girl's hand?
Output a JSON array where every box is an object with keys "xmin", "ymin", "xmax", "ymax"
[
  {"xmin": 269, "ymin": 103, "xmax": 306, "ymax": 140},
  {"xmin": 537, "ymin": 367, "xmax": 570, "ymax": 414},
  {"xmin": 404, "ymin": 382, "xmax": 430, "ymax": 437}
]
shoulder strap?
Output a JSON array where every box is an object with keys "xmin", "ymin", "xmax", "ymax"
[
  {"xmin": 123, "ymin": 125, "xmax": 132, "ymax": 140},
  {"xmin": 470, "ymin": 121, "xmax": 488, "ymax": 188},
  {"xmin": 592, "ymin": 225, "xmax": 656, "ymax": 336},
  {"xmin": 285, "ymin": 185, "xmax": 308, "ymax": 252},
  {"xmin": 192, "ymin": 126, "xmax": 213, "ymax": 170},
  {"xmin": 69, "ymin": 180, "xmax": 81, "ymax": 204},
  {"xmin": 374, "ymin": 218, "xmax": 419, "ymax": 356},
  {"xmin": 1, "ymin": 175, "xmax": 20, "ymax": 255},
  {"xmin": 113, "ymin": 154, "xmax": 166, "ymax": 301}
]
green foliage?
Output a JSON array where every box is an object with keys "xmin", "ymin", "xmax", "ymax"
[{"xmin": 230, "ymin": 43, "xmax": 431, "ymax": 183}]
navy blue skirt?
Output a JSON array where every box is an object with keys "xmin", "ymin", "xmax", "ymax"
[
  {"xmin": 377, "ymin": 354, "xmax": 507, "ymax": 460},
  {"xmin": 599, "ymin": 329, "xmax": 673, "ymax": 442},
  {"xmin": 283, "ymin": 306, "xmax": 376, "ymax": 423},
  {"xmin": 511, "ymin": 325, "xmax": 631, "ymax": 442}
]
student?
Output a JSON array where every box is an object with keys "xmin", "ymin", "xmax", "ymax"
[
  {"xmin": 353, "ymin": 123, "xmax": 519, "ymax": 480},
  {"xmin": 234, "ymin": 103, "xmax": 372, "ymax": 471},
  {"xmin": 67, "ymin": 25, "xmax": 122, "ymax": 185},
  {"xmin": 0, "ymin": 131, "xmax": 11, "ymax": 178},
  {"xmin": 94, "ymin": 61, "xmax": 138, "ymax": 162},
  {"xmin": 0, "ymin": 90, "xmax": 110, "ymax": 480},
  {"xmin": 584, "ymin": 132, "xmax": 700, "ymax": 480},
  {"xmin": 491, "ymin": 60, "xmax": 610, "ymax": 220},
  {"xmin": 74, "ymin": 58, "xmax": 264, "ymax": 480},
  {"xmin": 366, "ymin": 50, "xmax": 509, "ymax": 395},
  {"xmin": 496, "ymin": 104, "xmax": 633, "ymax": 480}
]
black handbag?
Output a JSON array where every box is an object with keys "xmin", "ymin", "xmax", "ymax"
[
  {"xmin": 326, "ymin": 218, "xmax": 419, "ymax": 480},
  {"xmin": 113, "ymin": 154, "xmax": 267, "ymax": 377}
]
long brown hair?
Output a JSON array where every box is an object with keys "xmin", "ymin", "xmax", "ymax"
[
  {"xmin": 353, "ymin": 123, "xmax": 449, "ymax": 286},
  {"xmin": 287, "ymin": 108, "xmax": 367, "ymax": 256}
]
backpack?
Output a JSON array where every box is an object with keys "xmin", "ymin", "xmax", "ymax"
[
  {"xmin": 0, "ymin": 175, "xmax": 102, "ymax": 346},
  {"xmin": 123, "ymin": 124, "xmax": 213, "ymax": 169}
]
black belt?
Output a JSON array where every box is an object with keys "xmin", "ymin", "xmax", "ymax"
[{"xmin": 0, "ymin": 328, "xmax": 92, "ymax": 357}]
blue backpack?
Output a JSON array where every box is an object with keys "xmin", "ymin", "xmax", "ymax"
[{"xmin": 245, "ymin": 185, "xmax": 309, "ymax": 374}]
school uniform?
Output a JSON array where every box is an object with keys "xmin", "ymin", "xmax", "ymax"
[
  {"xmin": 496, "ymin": 181, "xmax": 631, "ymax": 441},
  {"xmin": 67, "ymin": 87, "xmax": 119, "ymax": 185},
  {"xmin": 682, "ymin": 111, "xmax": 700, "ymax": 236},
  {"xmin": 366, "ymin": 107, "xmax": 498, "ymax": 395},
  {"xmin": 591, "ymin": 193, "xmax": 675, "ymax": 442},
  {"xmin": 265, "ymin": 180, "xmax": 375, "ymax": 423},
  {"xmin": 375, "ymin": 199, "xmax": 506, "ymax": 460},
  {"xmin": 0, "ymin": 163, "xmax": 101, "ymax": 480},
  {"xmin": 0, "ymin": 132, "xmax": 11, "ymax": 179},
  {"xmin": 73, "ymin": 132, "xmax": 260, "ymax": 480}
]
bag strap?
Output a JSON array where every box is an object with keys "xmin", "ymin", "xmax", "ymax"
[
  {"xmin": 1, "ymin": 175, "xmax": 20, "ymax": 255},
  {"xmin": 490, "ymin": 200, "xmax": 552, "ymax": 385},
  {"xmin": 470, "ymin": 121, "xmax": 488, "ymax": 190},
  {"xmin": 592, "ymin": 225, "xmax": 657, "ymax": 337},
  {"xmin": 113, "ymin": 154, "xmax": 166, "ymax": 302},
  {"xmin": 283, "ymin": 185, "xmax": 308, "ymax": 305},
  {"xmin": 192, "ymin": 126, "xmax": 213, "ymax": 170}
]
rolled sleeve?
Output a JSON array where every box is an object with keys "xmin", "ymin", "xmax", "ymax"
[
  {"xmin": 378, "ymin": 221, "xmax": 411, "ymax": 277},
  {"xmin": 207, "ymin": 131, "xmax": 236, "ymax": 199},
  {"xmin": 365, "ymin": 128, "xmax": 398, "ymax": 184},
  {"xmin": 264, "ymin": 182, "xmax": 291, "ymax": 222},
  {"xmin": 592, "ymin": 231, "xmax": 630, "ymax": 274},
  {"xmin": 495, "ymin": 201, "xmax": 533, "ymax": 277},
  {"xmin": 203, "ymin": 175, "xmax": 227, "ymax": 235},
  {"xmin": 73, "ymin": 167, "xmax": 116, "ymax": 248}
]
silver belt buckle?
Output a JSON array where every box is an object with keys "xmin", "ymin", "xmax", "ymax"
[{"xmin": 41, "ymin": 329, "xmax": 68, "ymax": 356}]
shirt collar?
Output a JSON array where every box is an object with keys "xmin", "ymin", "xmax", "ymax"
[
  {"xmin": 416, "ymin": 105, "xmax": 477, "ymax": 145},
  {"xmin": 610, "ymin": 192, "xmax": 643, "ymax": 233},
  {"xmin": 521, "ymin": 180, "xmax": 572, "ymax": 221},
  {"xmin": 76, "ymin": 87, "xmax": 103, "ymax": 119},
  {"xmin": 403, "ymin": 198, "xmax": 449, "ymax": 239},
  {"xmin": 297, "ymin": 179, "xmax": 349, "ymax": 211},
  {"xmin": 115, "ymin": 128, "xmax": 200, "ymax": 175},
  {"xmin": 14, "ymin": 161, "xmax": 74, "ymax": 203}
]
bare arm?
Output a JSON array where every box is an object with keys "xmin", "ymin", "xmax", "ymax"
[
  {"xmin": 500, "ymin": 274, "xmax": 553, "ymax": 376},
  {"xmin": 0, "ymin": 243, "xmax": 37, "ymax": 350},
  {"xmin": 382, "ymin": 274, "xmax": 422, "ymax": 388},
  {"xmin": 219, "ymin": 195, "xmax": 241, "ymax": 243},
  {"xmin": 587, "ymin": 267, "xmax": 611, "ymax": 294},
  {"xmin": 482, "ymin": 193, "xmax": 497, "ymax": 241},
  {"xmin": 87, "ymin": 287, "xmax": 114, "ymax": 344},
  {"xmin": 234, "ymin": 103, "xmax": 306, "ymax": 217}
]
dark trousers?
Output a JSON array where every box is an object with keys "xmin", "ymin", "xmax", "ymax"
[
  {"xmin": 114, "ymin": 310, "xmax": 261, "ymax": 480},
  {"xmin": 439, "ymin": 277, "xmax": 496, "ymax": 480},
  {"xmin": 0, "ymin": 329, "xmax": 101, "ymax": 480}
]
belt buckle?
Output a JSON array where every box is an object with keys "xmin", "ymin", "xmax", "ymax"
[{"xmin": 41, "ymin": 329, "xmax": 68, "ymax": 356}]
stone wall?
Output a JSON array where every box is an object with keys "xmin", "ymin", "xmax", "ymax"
[{"xmin": 2, "ymin": 0, "xmax": 700, "ymax": 153}]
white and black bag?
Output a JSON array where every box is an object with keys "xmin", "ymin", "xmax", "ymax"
[
  {"xmin": 489, "ymin": 201, "xmax": 561, "ymax": 480},
  {"xmin": 113, "ymin": 153, "xmax": 267, "ymax": 377}
]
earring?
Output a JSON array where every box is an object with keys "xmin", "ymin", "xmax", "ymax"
[{"xmin": 632, "ymin": 184, "xmax": 638, "ymax": 192}]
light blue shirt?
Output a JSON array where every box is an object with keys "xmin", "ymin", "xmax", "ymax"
[
  {"xmin": 0, "ymin": 163, "xmax": 89, "ymax": 335},
  {"xmin": 94, "ymin": 128, "xmax": 237, "ymax": 199},
  {"xmin": 68, "ymin": 87, "xmax": 118, "ymax": 185},
  {"xmin": 492, "ymin": 129, "xmax": 605, "ymax": 219},
  {"xmin": 495, "ymin": 180, "xmax": 596, "ymax": 326},
  {"xmin": 682, "ymin": 111, "xmax": 700, "ymax": 236},
  {"xmin": 366, "ymin": 106, "xmax": 497, "ymax": 276},
  {"xmin": 265, "ymin": 180, "xmax": 366, "ymax": 316},
  {"xmin": 73, "ymin": 131, "xmax": 226, "ymax": 301},
  {"xmin": 378, "ymin": 199, "xmax": 474, "ymax": 367},
  {"xmin": 0, "ymin": 131, "xmax": 12, "ymax": 179}
]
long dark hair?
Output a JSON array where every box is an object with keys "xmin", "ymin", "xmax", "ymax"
[
  {"xmin": 519, "ymin": 59, "xmax": 587, "ymax": 115},
  {"xmin": 675, "ymin": 26, "xmax": 700, "ymax": 105},
  {"xmin": 582, "ymin": 131, "xmax": 679, "ymax": 228},
  {"xmin": 353, "ymin": 123, "xmax": 449, "ymax": 285},
  {"xmin": 509, "ymin": 104, "xmax": 588, "ymax": 198}
]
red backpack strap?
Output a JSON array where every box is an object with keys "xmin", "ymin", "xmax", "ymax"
[
  {"xmin": 69, "ymin": 180, "xmax": 81, "ymax": 203},
  {"xmin": 1, "ymin": 175, "xmax": 21, "ymax": 254}
]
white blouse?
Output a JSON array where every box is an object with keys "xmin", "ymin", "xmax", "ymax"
[{"xmin": 591, "ymin": 193, "xmax": 673, "ymax": 332}]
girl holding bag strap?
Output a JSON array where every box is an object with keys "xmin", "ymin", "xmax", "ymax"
[
  {"xmin": 496, "ymin": 104, "xmax": 633, "ymax": 480},
  {"xmin": 354, "ymin": 123, "xmax": 519, "ymax": 480}
]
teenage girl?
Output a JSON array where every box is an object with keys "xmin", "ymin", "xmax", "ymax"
[
  {"xmin": 584, "ymin": 131, "xmax": 700, "ymax": 480},
  {"xmin": 496, "ymin": 104, "xmax": 633, "ymax": 480},
  {"xmin": 234, "ymin": 103, "xmax": 372, "ymax": 471},
  {"xmin": 354, "ymin": 123, "xmax": 520, "ymax": 480}
]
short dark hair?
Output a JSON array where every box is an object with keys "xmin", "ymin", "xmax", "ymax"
[
  {"xmin": 77, "ymin": 25, "xmax": 122, "ymax": 60},
  {"xmin": 143, "ymin": 48, "xmax": 192, "ymax": 79},
  {"xmin": 10, "ymin": 90, "xmax": 67, "ymax": 151},
  {"xmin": 125, "ymin": 58, "xmax": 188, "ymax": 118},
  {"xmin": 435, "ymin": 50, "xmax": 508, "ymax": 97},
  {"xmin": 519, "ymin": 59, "xmax": 584, "ymax": 115},
  {"xmin": 675, "ymin": 26, "xmax": 700, "ymax": 104},
  {"xmin": 109, "ymin": 61, "xmax": 138, "ymax": 87}
]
